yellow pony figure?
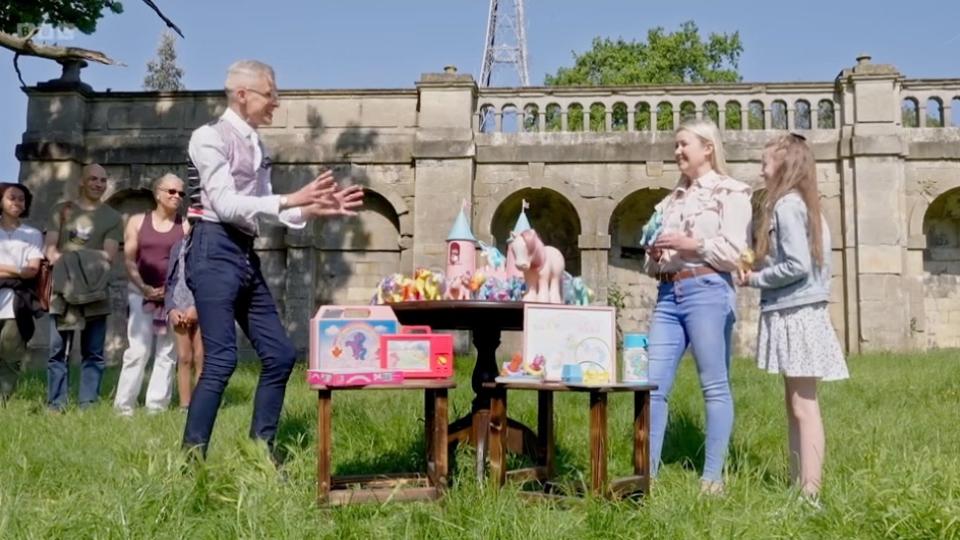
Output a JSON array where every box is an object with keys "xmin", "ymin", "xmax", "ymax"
[{"xmin": 416, "ymin": 269, "xmax": 444, "ymax": 301}]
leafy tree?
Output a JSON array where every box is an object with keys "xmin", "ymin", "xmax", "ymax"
[
  {"xmin": 0, "ymin": 0, "xmax": 180, "ymax": 71},
  {"xmin": 143, "ymin": 30, "xmax": 184, "ymax": 91},
  {"xmin": 0, "ymin": 1, "xmax": 123, "ymax": 35},
  {"xmin": 545, "ymin": 21, "xmax": 743, "ymax": 87}
]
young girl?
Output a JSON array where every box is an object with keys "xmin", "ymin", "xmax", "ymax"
[
  {"xmin": 740, "ymin": 134, "xmax": 849, "ymax": 503},
  {"xmin": 0, "ymin": 183, "xmax": 43, "ymax": 402}
]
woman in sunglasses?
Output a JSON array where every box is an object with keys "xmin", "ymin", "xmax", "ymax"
[{"xmin": 114, "ymin": 173, "xmax": 188, "ymax": 416}]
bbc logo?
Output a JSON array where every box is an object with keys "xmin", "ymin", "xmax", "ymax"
[{"xmin": 16, "ymin": 23, "xmax": 77, "ymax": 41}]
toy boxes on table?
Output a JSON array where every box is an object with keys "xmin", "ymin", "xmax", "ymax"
[
  {"xmin": 308, "ymin": 305, "xmax": 403, "ymax": 387},
  {"xmin": 380, "ymin": 326, "xmax": 454, "ymax": 379}
]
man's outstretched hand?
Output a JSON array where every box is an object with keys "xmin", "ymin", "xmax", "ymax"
[
  {"xmin": 286, "ymin": 170, "xmax": 337, "ymax": 209},
  {"xmin": 302, "ymin": 184, "xmax": 364, "ymax": 218}
]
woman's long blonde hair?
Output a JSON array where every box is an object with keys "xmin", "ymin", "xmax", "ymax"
[
  {"xmin": 675, "ymin": 118, "xmax": 730, "ymax": 180},
  {"xmin": 754, "ymin": 134, "xmax": 823, "ymax": 266}
]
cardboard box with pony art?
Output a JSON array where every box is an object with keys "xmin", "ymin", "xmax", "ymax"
[{"xmin": 307, "ymin": 305, "xmax": 454, "ymax": 386}]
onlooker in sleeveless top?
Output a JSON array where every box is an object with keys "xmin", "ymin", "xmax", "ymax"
[{"xmin": 113, "ymin": 174, "xmax": 188, "ymax": 416}]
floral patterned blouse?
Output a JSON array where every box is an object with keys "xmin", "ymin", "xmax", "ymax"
[{"xmin": 643, "ymin": 170, "xmax": 753, "ymax": 275}]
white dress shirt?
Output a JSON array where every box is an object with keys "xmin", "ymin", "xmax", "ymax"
[{"xmin": 188, "ymin": 108, "xmax": 304, "ymax": 235}]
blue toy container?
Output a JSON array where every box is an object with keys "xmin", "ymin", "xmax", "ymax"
[{"xmin": 622, "ymin": 333, "xmax": 649, "ymax": 383}]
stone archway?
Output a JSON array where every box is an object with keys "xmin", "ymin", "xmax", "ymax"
[
  {"xmin": 490, "ymin": 188, "xmax": 582, "ymax": 275},
  {"xmin": 608, "ymin": 188, "xmax": 671, "ymax": 267},
  {"xmin": 316, "ymin": 189, "xmax": 402, "ymax": 304},
  {"xmin": 923, "ymin": 188, "xmax": 960, "ymax": 274}
]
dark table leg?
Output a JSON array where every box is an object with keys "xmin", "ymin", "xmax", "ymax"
[
  {"xmin": 435, "ymin": 389, "xmax": 449, "ymax": 490},
  {"xmin": 589, "ymin": 390, "xmax": 608, "ymax": 497},
  {"xmin": 425, "ymin": 389, "xmax": 436, "ymax": 485},
  {"xmin": 487, "ymin": 385, "xmax": 508, "ymax": 488},
  {"xmin": 471, "ymin": 326, "xmax": 501, "ymax": 411},
  {"xmin": 448, "ymin": 326, "xmax": 538, "ymax": 462},
  {"xmin": 634, "ymin": 390, "xmax": 651, "ymax": 495},
  {"xmin": 317, "ymin": 390, "xmax": 332, "ymax": 505},
  {"xmin": 538, "ymin": 390, "xmax": 555, "ymax": 480}
]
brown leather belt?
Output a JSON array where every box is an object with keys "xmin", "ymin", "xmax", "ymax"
[{"xmin": 656, "ymin": 266, "xmax": 718, "ymax": 283}]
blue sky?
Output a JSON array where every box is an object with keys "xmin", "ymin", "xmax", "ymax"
[{"xmin": 2, "ymin": 0, "xmax": 958, "ymax": 180}]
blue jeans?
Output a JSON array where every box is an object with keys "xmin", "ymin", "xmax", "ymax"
[
  {"xmin": 182, "ymin": 222, "xmax": 296, "ymax": 455},
  {"xmin": 647, "ymin": 272, "xmax": 736, "ymax": 483},
  {"xmin": 47, "ymin": 315, "xmax": 108, "ymax": 410}
]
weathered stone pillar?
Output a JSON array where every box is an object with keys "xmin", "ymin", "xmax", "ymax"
[
  {"xmin": 412, "ymin": 69, "xmax": 477, "ymax": 271},
  {"xmin": 16, "ymin": 71, "xmax": 93, "ymax": 365},
  {"xmin": 838, "ymin": 55, "xmax": 912, "ymax": 351},
  {"xmin": 578, "ymin": 234, "xmax": 611, "ymax": 302}
]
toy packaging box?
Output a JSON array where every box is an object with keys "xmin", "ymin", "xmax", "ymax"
[
  {"xmin": 380, "ymin": 326, "xmax": 454, "ymax": 379},
  {"xmin": 308, "ymin": 305, "xmax": 400, "ymax": 386}
]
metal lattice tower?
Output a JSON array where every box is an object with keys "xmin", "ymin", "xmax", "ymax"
[{"xmin": 479, "ymin": 0, "xmax": 530, "ymax": 87}]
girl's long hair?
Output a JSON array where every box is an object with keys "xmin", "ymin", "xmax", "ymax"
[{"xmin": 754, "ymin": 134, "xmax": 823, "ymax": 266}]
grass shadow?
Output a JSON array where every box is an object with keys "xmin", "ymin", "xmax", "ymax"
[{"xmin": 661, "ymin": 410, "xmax": 706, "ymax": 474}]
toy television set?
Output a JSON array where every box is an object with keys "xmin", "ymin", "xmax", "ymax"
[
  {"xmin": 379, "ymin": 326, "xmax": 454, "ymax": 379},
  {"xmin": 308, "ymin": 305, "xmax": 399, "ymax": 380}
]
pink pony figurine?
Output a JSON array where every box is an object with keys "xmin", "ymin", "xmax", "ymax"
[
  {"xmin": 444, "ymin": 272, "xmax": 472, "ymax": 301},
  {"xmin": 508, "ymin": 229, "xmax": 565, "ymax": 303}
]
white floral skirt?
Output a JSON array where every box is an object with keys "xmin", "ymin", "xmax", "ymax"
[{"xmin": 756, "ymin": 302, "xmax": 849, "ymax": 381}]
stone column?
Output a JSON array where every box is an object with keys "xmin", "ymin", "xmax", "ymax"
[
  {"xmin": 412, "ymin": 69, "xmax": 478, "ymax": 271},
  {"xmin": 838, "ymin": 55, "xmax": 912, "ymax": 352},
  {"xmin": 16, "ymin": 69, "xmax": 92, "ymax": 366},
  {"xmin": 578, "ymin": 234, "xmax": 611, "ymax": 303}
]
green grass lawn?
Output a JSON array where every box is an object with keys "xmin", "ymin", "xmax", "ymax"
[{"xmin": 1, "ymin": 351, "xmax": 958, "ymax": 539}]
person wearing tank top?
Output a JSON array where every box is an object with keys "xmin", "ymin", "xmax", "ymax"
[{"xmin": 113, "ymin": 174, "xmax": 188, "ymax": 416}]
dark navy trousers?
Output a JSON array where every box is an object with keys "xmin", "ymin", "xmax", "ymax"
[{"xmin": 182, "ymin": 221, "xmax": 296, "ymax": 454}]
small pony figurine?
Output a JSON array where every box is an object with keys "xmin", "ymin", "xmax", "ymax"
[
  {"xmin": 374, "ymin": 273, "xmax": 405, "ymax": 304},
  {"xmin": 507, "ymin": 229, "xmax": 565, "ymax": 303},
  {"xmin": 639, "ymin": 208, "xmax": 664, "ymax": 248},
  {"xmin": 478, "ymin": 241, "xmax": 508, "ymax": 280},
  {"xmin": 414, "ymin": 268, "xmax": 445, "ymax": 301},
  {"xmin": 444, "ymin": 272, "xmax": 472, "ymax": 301}
]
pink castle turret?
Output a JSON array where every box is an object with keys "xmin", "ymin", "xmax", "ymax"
[{"xmin": 446, "ymin": 202, "xmax": 477, "ymax": 282}]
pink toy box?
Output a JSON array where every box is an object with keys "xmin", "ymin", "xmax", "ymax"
[
  {"xmin": 308, "ymin": 305, "xmax": 401, "ymax": 386},
  {"xmin": 379, "ymin": 326, "xmax": 454, "ymax": 379}
]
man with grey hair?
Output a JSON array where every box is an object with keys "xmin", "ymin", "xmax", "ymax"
[{"xmin": 184, "ymin": 60, "xmax": 363, "ymax": 458}]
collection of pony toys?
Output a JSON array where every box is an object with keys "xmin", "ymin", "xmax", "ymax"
[{"xmin": 499, "ymin": 353, "xmax": 546, "ymax": 380}]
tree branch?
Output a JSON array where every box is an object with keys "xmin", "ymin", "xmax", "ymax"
[
  {"xmin": 141, "ymin": 0, "xmax": 185, "ymax": 38},
  {"xmin": 0, "ymin": 30, "xmax": 123, "ymax": 66},
  {"xmin": 13, "ymin": 53, "xmax": 25, "ymax": 87}
]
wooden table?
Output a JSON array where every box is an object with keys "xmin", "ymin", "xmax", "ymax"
[
  {"xmin": 483, "ymin": 380, "xmax": 658, "ymax": 499},
  {"xmin": 313, "ymin": 379, "xmax": 455, "ymax": 506},
  {"xmin": 390, "ymin": 301, "xmax": 539, "ymax": 466}
]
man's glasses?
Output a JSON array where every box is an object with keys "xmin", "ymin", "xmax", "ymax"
[
  {"xmin": 245, "ymin": 88, "xmax": 279, "ymax": 101},
  {"xmin": 162, "ymin": 189, "xmax": 186, "ymax": 197}
]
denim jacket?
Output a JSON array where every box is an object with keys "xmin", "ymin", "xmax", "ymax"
[{"xmin": 748, "ymin": 192, "xmax": 831, "ymax": 312}]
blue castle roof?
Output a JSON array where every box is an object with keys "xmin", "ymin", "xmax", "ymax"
[
  {"xmin": 512, "ymin": 206, "xmax": 532, "ymax": 235},
  {"xmin": 447, "ymin": 207, "xmax": 477, "ymax": 242}
]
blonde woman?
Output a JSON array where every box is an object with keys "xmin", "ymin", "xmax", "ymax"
[{"xmin": 643, "ymin": 119, "xmax": 752, "ymax": 494}]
